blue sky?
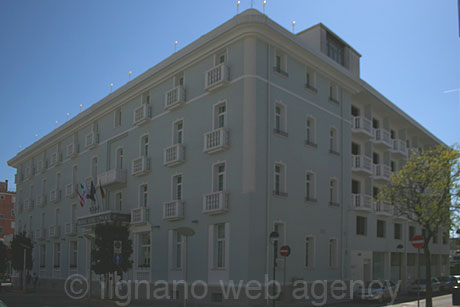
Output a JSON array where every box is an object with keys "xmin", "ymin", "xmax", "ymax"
[{"xmin": 1, "ymin": 0, "xmax": 459, "ymax": 191}]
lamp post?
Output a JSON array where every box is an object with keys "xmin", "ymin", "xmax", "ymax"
[
  {"xmin": 269, "ymin": 231, "xmax": 279, "ymax": 307},
  {"xmin": 18, "ymin": 243, "xmax": 31, "ymax": 291},
  {"xmin": 176, "ymin": 227, "xmax": 195, "ymax": 307}
]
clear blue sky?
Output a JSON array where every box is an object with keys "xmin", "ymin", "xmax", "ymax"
[{"xmin": 1, "ymin": 0, "xmax": 459, "ymax": 191}]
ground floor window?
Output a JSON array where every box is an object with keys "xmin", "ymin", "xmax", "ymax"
[
  {"xmin": 69, "ymin": 241, "xmax": 77, "ymax": 268},
  {"xmin": 138, "ymin": 232, "xmax": 151, "ymax": 268},
  {"xmin": 40, "ymin": 244, "xmax": 46, "ymax": 268},
  {"xmin": 54, "ymin": 243, "xmax": 61, "ymax": 268}
]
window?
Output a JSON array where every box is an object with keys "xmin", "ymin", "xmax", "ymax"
[
  {"xmin": 173, "ymin": 175, "xmax": 183, "ymax": 200},
  {"xmin": 138, "ymin": 232, "xmax": 151, "ymax": 268},
  {"xmin": 274, "ymin": 50, "xmax": 288, "ymax": 76},
  {"xmin": 175, "ymin": 72, "xmax": 184, "ymax": 86},
  {"xmin": 305, "ymin": 236, "xmax": 315, "ymax": 268},
  {"xmin": 390, "ymin": 160, "xmax": 396, "ymax": 172},
  {"xmin": 377, "ymin": 220, "xmax": 386, "ymax": 238},
  {"xmin": 54, "ymin": 243, "xmax": 61, "ymax": 268},
  {"xmin": 215, "ymin": 223, "xmax": 226, "ymax": 269},
  {"xmin": 55, "ymin": 208, "xmax": 60, "ymax": 225},
  {"xmin": 329, "ymin": 178, "xmax": 338, "ymax": 205},
  {"xmin": 214, "ymin": 163, "xmax": 226, "ymax": 192},
  {"xmin": 91, "ymin": 157, "xmax": 98, "ymax": 180},
  {"xmin": 329, "ymin": 83, "xmax": 340, "ymax": 103},
  {"xmin": 326, "ymin": 33, "xmax": 345, "ymax": 66},
  {"xmin": 142, "ymin": 92, "xmax": 150, "ymax": 104},
  {"xmin": 174, "ymin": 120, "xmax": 184, "ymax": 144},
  {"xmin": 115, "ymin": 192, "xmax": 123, "ymax": 211},
  {"xmin": 40, "ymin": 244, "xmax": 46, "ymax": 268},
  {"xmin": 273, "ymin": 163, "xmax": 287, "ymax": 196},
  {"xmin": 114, "ymin": 108, "xmax": 122, "ymax": 128},
  {"xmin": 329, "ymin": 238, "xmax": 337, "ymax": 268},
  {"xmin": 174, "ymin": 231, "xmax": 183, "ymax": 269},
  {"xmin": 141, "ymin": 135, "xmax": 149, "ymax": 156},
  {"xmin": 274, "ymin": 103, "xmax": 287, "ymax": 136},
  {"xmin": 305, "ymin": 116, "xmax": 316, "ymax": 146},
  {"xmin": 214, "ymin": 102, "xmax": 226, "ymax": 129},
  {"xmin": 356, "ymin": 216, "xmax": 367, "ymax": 235},
  {"xmin": 329, "ymin": 127, "xmax": 339, "ymax": 154},
  {"xmin": 11, "ymin": 210, "xmax": 14, "ymax": 217},
  {"xmin": 116, "ymin": 148, "xmax": 124, "ymax": 169},
  {"xmin": 305, "ymin": 67, "xmax": 317, "ymax": 91},
  {"xmin": 69, "ymin": 241, "xmax": 77, "ymax": 268},
  {"xmin": 140, "ymin": 185, "xmax": 148, "ymax": 207},
  {"xmin": 216, "ymin": 51, "xmax": 226, "ymax": 65},
  {"xmin": 56, "ymin": 172, "xmax": 61, "ymax": 190},
  {"xmin": 305, "ymin": 172, "xmax": 316, "ymax": 201},
  {"xmin": 0, "ymin": 227, "xmax": 3, "ymax": 234},
  {"xmin": 409, "ymin": 226, "xmax": 416, "ymax": 240},
  {"xmin": 394, "ymin": 223, "xmax": 402, "ymax": 240}
]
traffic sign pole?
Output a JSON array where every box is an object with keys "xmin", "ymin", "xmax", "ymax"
[{"xmin": 411, "ymin": 235, "xmax": 425, "ymax": 307}]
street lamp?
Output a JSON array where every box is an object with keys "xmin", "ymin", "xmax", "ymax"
[
  {"xmin": 176, "ymin": 227, "xmax": 195, "ymax": 307},
  {"xmin": 269, "ymin": 231, "xmax": 279, "ymax": 307}
]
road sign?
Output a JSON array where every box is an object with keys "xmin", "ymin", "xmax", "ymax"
[
  {"xmin": 411, "ymin": 235, "xmax": 425, "ymax": 249},
  {"xmin": 114, "ymin": 240, "xmax": 122, "ymax": 254},
  {"xmin": 279, "ymin": 245, "xmax": 291, "ymax": 257},
  {"xmin": 113, "ymin": 253, "xmax": 122, "ymax": 265}
]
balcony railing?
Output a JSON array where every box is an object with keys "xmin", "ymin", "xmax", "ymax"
[
  {"xmin": 165, "ymin": 86, "xmax": 185, "ymax": 110},
  {"xmin": 35, "ymin": 228, "xmax": 46, "ymax": 240},
  {"xmin": 131, "ymin": 156, "xmax": 151, "ymax": 176},
  {"xmin": 205, "ymin": 63, "xmax": 229, "ymax": 90},
  {"xmin": 49, "ymin": 189, "xmax": 61, "ymax": 203},
  {"xmin": 36, "ymin": 194, "xmax": 46, "ymax": 207},
  {"xmin": 65, "ymin": 184, "xmax": 76, "ymax": 198},
  {"xmin": 163, "ymin": 200, "xmax": 184, "ymax": 221},
  {"xmin": 164, "ymin": 144, "xmax": 185, "ymax": 166},
  {"xmin": 392, "ymin": 139, "xmax": 408, "ymax": 157},
  {"xmin": 65, "ymin": 222, "xmax": 77, "ymax": 236},
  {"xmin": 133, "ymin": 104, "xmax": 152, "ymax": 126},
  {"xmin": 375, "ymin": 201, "xmax": 392, "ymax": 216},
  {"xmin": 131, "ymin": 207, "xmax": 150, "ymax": 225},
  {"xmin": 373, "ymin": 164, "xmax": 391, "ymax": 181},
  {"xmin": 85, "ymin": 132, "xmax": 99, "ymax": 149},
  {"xmin": 48, "ymin": 225, "xmax": 60, "ymax": 238},
  {"xmin": 203, "ymin": 128, "xmax": 229, "ymax": 153},
  {"xmin": 203, "ymin": 191, "xmax": 228, "ymax": 214},
  {"xmin": 373, "ymin": 128, "xmax": 392, "ymax": 147},
  {"xmin": 24, "ymin": 199, "xmax": 34, "ymax": 211},
  {"xmin": 97, "ymin": 169, "xmax": 127, "ymax": 188},
  {"xmin": 351, "ymin": 194, "xmax": 373, "ymax": 211},
  {"xmin": 351, "ymin": 155, "xmax": 373, "ymax": 174},
  {"xmin": 352, "ymin": 116, "xmax": 373, "ymax": 137}
]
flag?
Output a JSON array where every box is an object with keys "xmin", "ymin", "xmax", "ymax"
[
  {"xmin": 76, "ymin": 187, "xmax": 85, "ymax": 207},
  {"xmin": 90, "ymin": 181, "xmax": 96, "ymax": 201},
  {"xmin": 99, "ymin": 180, "xmax": 106, "ymax": 200},
  {"xmin": 81, "ymin": 183, "xmax": 90, "ymax": 200}
]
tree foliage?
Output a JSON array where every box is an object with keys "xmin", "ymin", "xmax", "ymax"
[
  {"xmin": 10, "ymin": 232, "xmax": 33, "ymax": 272},
  {"xmin": 379, "ymin": 145, "xmax": 460, "ymax": 307},
  {"xmin": 91, "ymin": 222, "xmax": 133, "ymax": 276}
]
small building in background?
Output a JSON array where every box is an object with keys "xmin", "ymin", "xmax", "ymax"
[{"xmin": 0, "ymin": 180, "xmax": 16, "ymax": 241}]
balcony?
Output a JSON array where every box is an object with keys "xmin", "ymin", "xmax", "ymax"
[
  {"xmin": 131, "ymin": 207, "xmax": 150, "ymax": 225},
  {"xmin": 163, "ymin": 200, "xmax": 184, "ymax": 221},
  {"xmin": 24, "ymin": 199, "xmax": 34, "ymax": 211},
  {"xmin": 36, "ymin": 194, "xmax": 46, "ymax": 207},
  {"xmin": 132, "ymin": 156, "xmax": 151, "ymax": 176},
  {"xmin": 373, "ymin": 128, "xmax": 392, "ymax": 148},
  {"xmin": 48, "ymin": 225, "xmax": 60, "ymax": 238},
  {"xmin": 85, "ymin": 132, "xmax": 99, "ymax": 149},
  {"xmin": 164, "ymin": 144, "xmax": 185, "ymax": 167},
  {"xmin": 375, "ymin": 201, "xmax": 392, "ymax": 216},
  {"xmin": 65, "ymin": 184, "xmax": 76, "ymax": 198},
  {"xmin": 205, "ymin": 63, "xmax": 229, "ymax": 91},
  {"xmin": 133, "ymin": 104, "xmax": 152, "ymax": 126},
  {"xmin": 66, "ymin": 143, "xmax": 79, "ymax": 158},
  {"xmin": 49, "ymin": 189, "xmax": 61, "ymax": 203},
  {"xmin": 35, "ymin": 228, "xmax": 46, "ymax": 240},
  {"xmin": 351, "ymin": 194, "xmax": 373, "ymax": 211},
  {"xmin": 97, "ymin": 169, "xmax": 127, "ymax": 189},
  {"xmin": 65, "ymin": 222, "xmax": 77, "ymax": 236},
  {"xmin": 352, "ymin": 116, "xmax": 373, "ymax": 138},
  {"xmin": 203, "ymin": 191, "xmax": 228, "ymax": 215},
  {"xmin": 203, "ymin": 128, "xmax": 229, "ymax": 153},
  {"xmin": 37, "ymin": 159, "xmax": 47, "ymax": 173},
  {"xmin": 392, "ymin": 139, "xmax": 408, "ymax": 157},
  {"xmin": 351, "ymin": 155, "xmax": 373, "ymax": 175},
  {"xmin": 165, "ymin": 86, "xmax": 185, "ymax": 110},
  {"xmin": 49, "ymin": 151, "xmax": 62, "ymax": 167},
  {"xmin": 373, "ymin": 164, "xmax": 391, "ymax": 182}
]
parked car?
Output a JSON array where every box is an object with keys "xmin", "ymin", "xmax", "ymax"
[
  {"xmin": 407, "ymin": 278, "xmax": 441, "ymax": 294},
  {"xmin": 438, "ymin": 276, "xmax": 458, "ymax": 291},
  {"xmin": 353, "ymin": 280, "xmax": 399, "ymax": 302}
]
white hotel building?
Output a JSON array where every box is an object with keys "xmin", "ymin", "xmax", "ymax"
[{"xmin": 8, "ymin": 9, "xmax": 449, "ymax": 303}]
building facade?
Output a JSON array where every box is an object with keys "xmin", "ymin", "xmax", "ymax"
[
  {"xmin": 7, "ymin": 9, "xmax": 449, "ymax": 302},
  {"xmin": 0, "ymin": 180, "xmax": 15, "ymax": 241}
]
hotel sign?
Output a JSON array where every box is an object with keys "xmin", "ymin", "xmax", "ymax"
[{"xmin": 77, "ymin": 211, "xmax": 130, "ymax": 227}]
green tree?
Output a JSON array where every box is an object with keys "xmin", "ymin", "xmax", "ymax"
[
  {"xmin": 0, "ymin": 241, "xmax": 8, "ymax": 274},
  {"xmin": 379, "ymin": 145, "xmax": 460, "ymax": 307},
  {"xmin": 10, "ymin": 232, "xmax": 33, "ymax": 289},
  {"xmin": 91, "ymin": 222, "xmax": 133, "ymax": 289}
]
